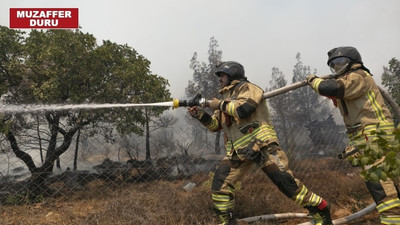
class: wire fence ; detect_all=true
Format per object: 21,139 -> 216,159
0,99 -> 377,223
1,105 -> 348,189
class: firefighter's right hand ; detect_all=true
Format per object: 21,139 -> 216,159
245,149 -> 265,165
188,106 -> 203,119
306,74 -> 318,86
241,140 -> 266,166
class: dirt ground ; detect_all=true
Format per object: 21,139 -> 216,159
0,158 -> 381,225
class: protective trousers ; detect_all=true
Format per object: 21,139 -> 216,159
347,123 -> 400,224
365,179 -> 400,224
211,144 -> 325,218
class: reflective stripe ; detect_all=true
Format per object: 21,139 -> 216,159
312,78 -> 324,94
214,201 -> 234,212
226,102 -> 237,118
226,142 -> 232,150
225,124 -> 277,152
377,198 -> 400,213
348,122 -> 395,146
207,117 -> 220,130
312,213 -> 324,225
225,141 -> 233,155
308,193 -> 322,207
228,186 -> 235,195
367,90 -> 388,123
212,194 -> 230,202
295,185 -> 308,204
362,123 -> 394,133
212,193 -> 234,212
380,215 -> 400,224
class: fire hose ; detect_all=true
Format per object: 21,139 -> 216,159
232,77 -> 398,224
172,75 -> 334,109
1,75 -> 398,224
191,75 -> 396,224
238,203 -> 377,224
1,74 -> 399,121
174,74 -> 400,124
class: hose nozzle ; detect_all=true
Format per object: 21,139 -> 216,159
172,94 -> 210,109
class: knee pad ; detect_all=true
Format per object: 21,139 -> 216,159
365,180 -> 387,203
212,163 -> 231,191
262,164 -> 298,198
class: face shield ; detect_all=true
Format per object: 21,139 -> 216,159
329,57 -> 351,75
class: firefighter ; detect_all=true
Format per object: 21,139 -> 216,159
307,46 -> 400,224
188,61 -> 332,225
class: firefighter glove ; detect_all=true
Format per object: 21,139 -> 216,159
209,98 -> 223,110
338,145 -> 360,160
306,74 -> 318,86
243,140 -> 265,165
188,106 -> 204,120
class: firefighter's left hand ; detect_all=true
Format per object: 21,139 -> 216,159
188,106 -> 203,119
306,74 -> 318,85
209,98 -> 222,110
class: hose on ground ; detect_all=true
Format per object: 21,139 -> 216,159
238,203 -> 376,224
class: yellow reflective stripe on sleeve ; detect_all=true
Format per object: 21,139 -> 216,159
377,198 -> 400,213
226,101 -> 238,117
207,117 -> 220,130
295,185 -> 308,204
367,90 -> 388,123
312,78 -> 324,94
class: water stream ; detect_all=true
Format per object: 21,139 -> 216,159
0,101 -> 175,114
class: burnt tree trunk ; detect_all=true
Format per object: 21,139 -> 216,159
6,113 -> 89,196
36,115 -> 44,163
73,128 -> 81,171
145,107 -> 151,160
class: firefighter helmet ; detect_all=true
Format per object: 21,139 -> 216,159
215,61 -> 245,81
327,47 -> 363,75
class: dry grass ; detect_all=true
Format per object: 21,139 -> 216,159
0,158 -> 380,225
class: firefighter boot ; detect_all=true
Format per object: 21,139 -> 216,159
214,208 -> 238,225
305,203 -> 333,225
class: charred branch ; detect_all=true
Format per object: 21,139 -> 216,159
6,130 -> 37,173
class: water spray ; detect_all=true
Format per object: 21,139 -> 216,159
0,92 -> 213,114
0,76 -> 330,114
1,74 -> 399,120
0,99 -> 209,115
0,101 -> 178,114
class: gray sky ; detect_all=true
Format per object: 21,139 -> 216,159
1,0 -> 400,99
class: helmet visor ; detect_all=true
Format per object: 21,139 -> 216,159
329,57 -> 351,75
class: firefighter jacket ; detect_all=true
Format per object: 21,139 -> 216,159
310,64 -> 400,225
201,80 -> 279,159
309,63 -> 394,146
